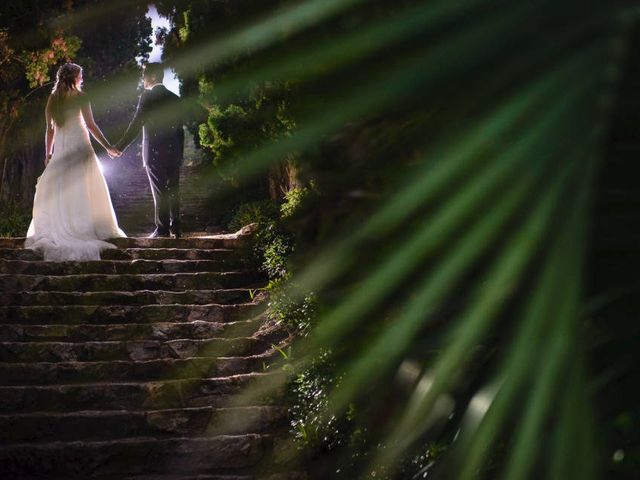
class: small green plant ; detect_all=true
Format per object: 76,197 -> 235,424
248,287 -> 267,301
272,343 -> 290,360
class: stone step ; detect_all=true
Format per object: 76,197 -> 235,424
0,303 -> 263,325
113,196 -> 153,201
0,259 -> 238,275
109,236 -> 247,250
0,272 -> 265,293
0,318 -> 261,342
0,434 -> 291,477
0,372 -> 286,412
0,235 -> 248,250
120,473 -> 306,480
113,203 -> 153,209
0,248 -> 238,261
0,337 -> 269,363
104,248 -> 238,261
0,406 -> 288,444
0,353 -> 277,385
1,289 -> 255,306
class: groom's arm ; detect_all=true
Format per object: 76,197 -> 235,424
116,92 -> 146,151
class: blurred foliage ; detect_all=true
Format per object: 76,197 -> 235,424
155,0 -> 640,478
6,0 -> 640,479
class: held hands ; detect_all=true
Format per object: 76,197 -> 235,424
106,146 -> 122,159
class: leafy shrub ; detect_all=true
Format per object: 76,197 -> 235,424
280,186 -> 310,219
289,350 -> 353,451
289,352 -> 446,480
227,199 -> 278,233
0,201 -> 31,237
266,275 -> 317,334
263,236 -> 290,279
198,82 -> 296,184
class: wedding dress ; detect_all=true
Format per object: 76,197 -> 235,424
25,106 -> 126,261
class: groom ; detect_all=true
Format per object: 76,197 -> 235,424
117,63 -> 184,238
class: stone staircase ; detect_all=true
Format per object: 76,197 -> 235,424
0,234 -> 304,479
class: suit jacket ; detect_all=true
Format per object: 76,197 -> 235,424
117,84 -> 184,167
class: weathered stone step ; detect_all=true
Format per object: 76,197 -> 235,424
0,259 -> 237,275
0,372 -> 285,412
0,317 -> 261,342
0,337 -> 269,363
0,352 -> 276,385
0,235 -> 248,250
106,248 -> 238,261
0,303 -> 263,325
0,434 -> 290,477
108,236 -> 248,250
120,474 -> 306,480
0,406 -> 288,443
1,288 -> 255,306
0,272 -> 264,293
0,248 -> 41,261
0,248 -> 238,261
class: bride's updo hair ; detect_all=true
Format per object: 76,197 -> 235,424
50,63 -> 84,126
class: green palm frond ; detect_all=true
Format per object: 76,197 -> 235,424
4,0 -> 638,477
172,1 -> 630,477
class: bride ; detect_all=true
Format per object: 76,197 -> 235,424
25,63 -> 126,261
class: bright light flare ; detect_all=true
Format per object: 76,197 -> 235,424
97,158 -> 107,175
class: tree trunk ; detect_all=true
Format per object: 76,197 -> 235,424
0,109 -> 44,209
268,154 -> 301,201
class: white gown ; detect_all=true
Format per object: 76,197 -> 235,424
25,106 -> 126,261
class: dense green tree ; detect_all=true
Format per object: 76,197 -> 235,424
0,1 -> 80,201
157,0 -> 303,199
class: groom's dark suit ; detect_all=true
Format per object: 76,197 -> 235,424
117,84 -> 184,235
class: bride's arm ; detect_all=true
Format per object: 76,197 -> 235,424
81,99 -> 120,157
44,96 -> 55,166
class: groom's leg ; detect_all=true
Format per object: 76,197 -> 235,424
167,161 -> 181,234
145,165 -> 161,228
146,162 -> 170,233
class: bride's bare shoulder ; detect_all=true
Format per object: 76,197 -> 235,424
69,91 -> 91,112
71,91 -> 89,101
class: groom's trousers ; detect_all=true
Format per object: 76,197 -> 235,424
146,159 -> 181,234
